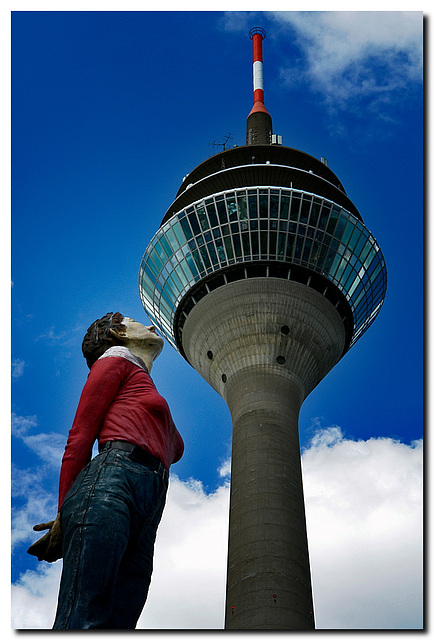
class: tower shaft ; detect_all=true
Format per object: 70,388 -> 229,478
225,370 -> 312,629
181,278 -> 346,629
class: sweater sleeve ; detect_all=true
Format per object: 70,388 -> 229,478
57,357 -> 126,510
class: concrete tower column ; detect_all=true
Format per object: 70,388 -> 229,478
181,278 -> 346,629
224,368 -> 312,629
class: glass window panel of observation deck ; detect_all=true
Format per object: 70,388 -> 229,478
156,233 -> 171,260
223,236 -> 234,260
309,241 -> 321,269
334,256 -> 348,282
158,298 -> 172,324
270,194 -> 279,218
285,234 -> 295,260
147,247 -> 164,274
198,245 -> 212,269
216,199 -> 228,224
269,231 -> 278,257
159,284 -> 175,309
171,220 -> 187,247
290,195 -> 301,221
187,210 -> 201,236
179,216 -> 193,241
366,253 -> 380,277
232,233 -> 242,258
276,233 -> 286,259
293,234 -> 304,261
145,256 -> 160,280
334,213 -> 348,241
174,261 -> 191,289
242,232 -> 251,257
359,238 -> 373,265
195,203 -> 210,231
370,262 -> 383,284
300,195 -> 312,223
166,270 -> 183,296
316,244 -> 331,271
347,274 -> 362,298
280,194 -> 290,219
190,248 -> 203,274
206,241 -> 219,267
205,199 -> 218,227
323,250 -> 335,273
184,252 -> 199,278
340,220 -> 356,246
326,206 -> 340,235
301,238 -> 313,264
226,195 -> 238,221
236,192 -> 248,219
341,264 -> 358,292
251,231 -> 259,256
327,251 -> 343,280
353,286 -> 368,310
153,239 -> 170,263
259,191 -> 269,218
165,226 -> 181,253
319,202 -> 331,228
140,272 -> 154,301
362,244 -> 378,271
345,225 -> 363,252
308,198 -> 322,227
354,232 -> 370,257
248,191 -> 258,218
215,237 -> 226,263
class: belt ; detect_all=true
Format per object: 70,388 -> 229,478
99,440 -> 168,482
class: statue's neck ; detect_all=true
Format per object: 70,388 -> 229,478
125,345 -> 155,374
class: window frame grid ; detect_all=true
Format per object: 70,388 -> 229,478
139,186 -> 386,350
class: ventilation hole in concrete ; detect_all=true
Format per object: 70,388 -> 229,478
280,325 -> 290,335
276,355 -> 286,365
207,350 -> 213,360
222,374 -> 227,383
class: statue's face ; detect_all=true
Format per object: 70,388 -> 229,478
122,317 -> 164,358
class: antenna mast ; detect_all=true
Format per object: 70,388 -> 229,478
246,27 -> 273,145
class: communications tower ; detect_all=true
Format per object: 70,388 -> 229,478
138,28 -> 387,630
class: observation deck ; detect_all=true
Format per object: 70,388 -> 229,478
139,150 -> 387,360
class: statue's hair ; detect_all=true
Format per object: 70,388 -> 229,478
82,312 -> 126,369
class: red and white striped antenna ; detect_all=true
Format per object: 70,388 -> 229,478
249,27 -> 270,117
246,27 -> 273,145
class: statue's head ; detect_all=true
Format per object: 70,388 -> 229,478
82,312 -> 163,369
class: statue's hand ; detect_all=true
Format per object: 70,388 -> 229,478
27,512 -> 63,563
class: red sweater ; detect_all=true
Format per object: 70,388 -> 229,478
58,355 -> 184,510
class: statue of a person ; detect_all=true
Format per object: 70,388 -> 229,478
27,312 -> 184,629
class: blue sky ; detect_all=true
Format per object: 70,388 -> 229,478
10,10 -> 423,630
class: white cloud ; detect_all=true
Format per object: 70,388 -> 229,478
11,414 -> 64,552
12,359 -> 26,379
11,563 -> 62,630
269,11 -> 423,110
302,427 -> 423,629
11,429 -> 422,630
11,413 -> 38,438
12,413 -> 64,469
137,476 -> 230,629
217,457 -> 231,478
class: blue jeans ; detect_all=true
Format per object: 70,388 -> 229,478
52,447 -> 168,629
